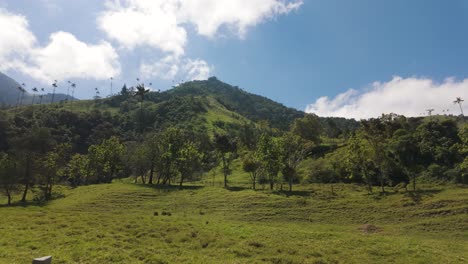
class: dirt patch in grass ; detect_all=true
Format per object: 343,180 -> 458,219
358,224 -> 382,234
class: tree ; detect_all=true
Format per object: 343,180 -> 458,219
11,127 -> 55,202
68,154 -> 90,187
345,133 -> 376,193
389,129 -> 421,191
40,143 -> 71,200
0,153 -> 19,205
214,134 -> 237,188
51,80 -> 58,103
453,97 -> 464,116
291,114 -> 322,144
31,87 -> 38,105
88,137 -> 125,183
177,142 -> 202,187
256,134 -> 282,190
242,152 -> 260,190
280,132 -> 306,192
134,84 -> 150,134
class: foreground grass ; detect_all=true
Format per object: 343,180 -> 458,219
0,182 -> 467,263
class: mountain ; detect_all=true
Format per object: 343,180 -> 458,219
156,77 -> 305,130
102,77 -> 359,136
0,72 -> 76,106
0,72 -> 22,106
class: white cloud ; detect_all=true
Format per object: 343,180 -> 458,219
0,8 -> 120,83
30,32 -> 120,81
140,56 -> 212,81
0,8 -> 37,70
140,55 -> 180,80
184,59 -> 212,81
306,76 -> 468,119
99,0 -> 302,53
178,0 -> 303,38
98,0 -> 187,56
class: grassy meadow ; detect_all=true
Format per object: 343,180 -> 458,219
0,175 -> 467,264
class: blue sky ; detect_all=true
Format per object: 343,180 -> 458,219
0,0 -> 467,118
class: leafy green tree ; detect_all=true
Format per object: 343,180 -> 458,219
68,154 -> 90,187
177,142 -> 202,187
0,153 -> 19,205
345,133 -> 376,193
291,114 -> 322,144
88,137 -> 125,183
280,132 -> 306,192
389,129 -> 421,191
214,134 -> 237,188
242,152 -> 261,190
40,143 -> 71,200
256,134 -> 282,190
12,127 -> 55,202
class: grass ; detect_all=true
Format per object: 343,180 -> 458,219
0,180 -> 467,263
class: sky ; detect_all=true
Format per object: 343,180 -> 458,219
0,0 -> 467,119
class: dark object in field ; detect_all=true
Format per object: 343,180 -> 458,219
359,224 -> 381,234
154,212 -> 158,216
161,211 -> 172,216
33,256 -> 52,264
205,221 -> 209,224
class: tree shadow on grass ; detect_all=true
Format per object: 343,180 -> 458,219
404,189 -> 442,204
135,183 -> 204,192
226,186 -> 250,192
272,190 -> 313,197
0,200 -> 48,208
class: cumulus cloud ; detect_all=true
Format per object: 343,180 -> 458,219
306,76 -> 468,119
0,8 -> 120,83
99,0 -> 302,52
98,0 -> 302,79
140,56 -> 212,81
178,0 -> 303,38
0,9 -> 37,70
98,0 -> 187,56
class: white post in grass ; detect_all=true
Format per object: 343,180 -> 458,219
33,256 -> 52,264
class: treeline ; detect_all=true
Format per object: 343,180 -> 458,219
307,115 -> 468,193
0,89 -> 467,205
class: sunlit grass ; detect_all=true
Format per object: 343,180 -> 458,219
0,180 -> 467,263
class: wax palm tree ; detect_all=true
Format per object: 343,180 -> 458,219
134,84 -> 150,134
454,97 -> 464,116
51,80 -> 58,103
110,77 -> 113,97
39,88 -> 45,105
66,81 -> 71,103
14,86 -> 22,112
31,87 -> 38,105
19,83 -> 26,107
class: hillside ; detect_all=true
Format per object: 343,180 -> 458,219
0,72 -> 22,106
0,182 -> 466,263
0,72 -> 75,106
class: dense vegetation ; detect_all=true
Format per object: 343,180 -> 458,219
0,78 -> 466,206
0,77 -> 467,263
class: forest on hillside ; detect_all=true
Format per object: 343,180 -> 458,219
0,79 -> 467,205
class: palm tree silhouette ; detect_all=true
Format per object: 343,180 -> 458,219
31,87 -> 38,105
66,81 -> 71,103
51,80 -> 58,103
135,83 -> 150,134
14,86 -> 22,113
453,97 -> 464,116
19,83 -> 26,107
110,77 -> 113,97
